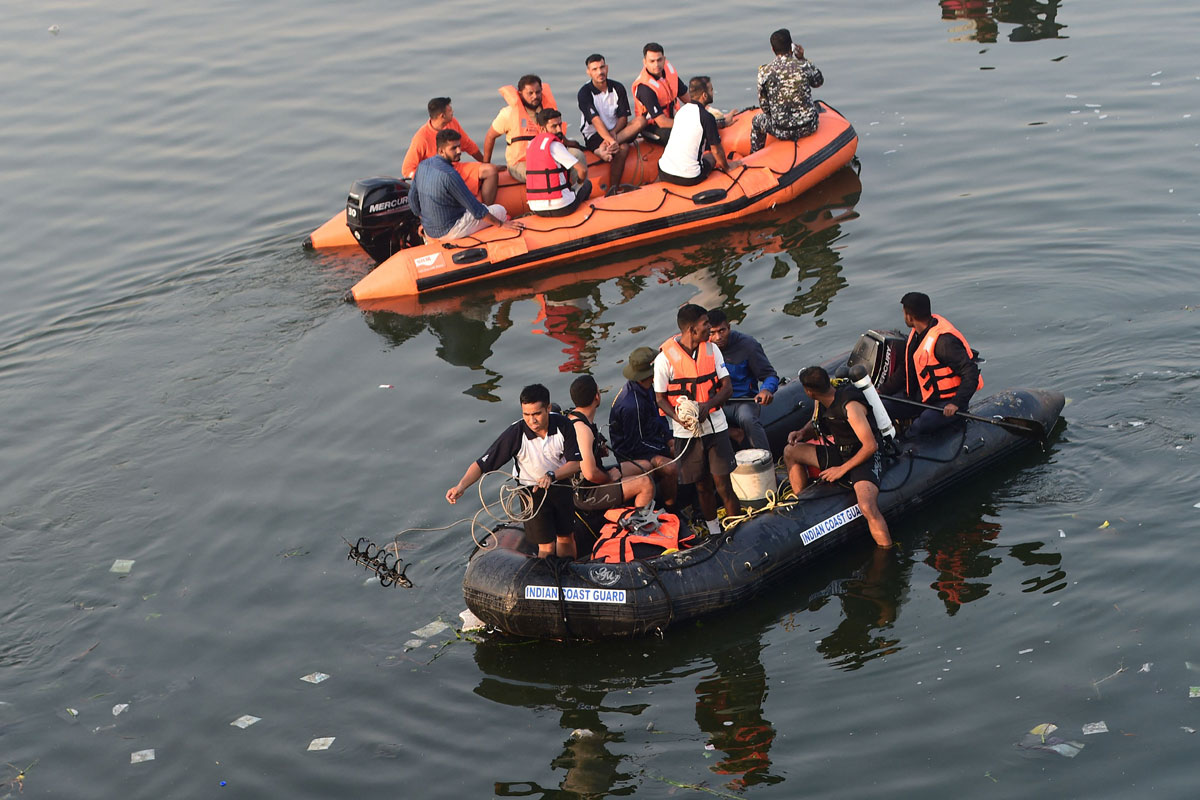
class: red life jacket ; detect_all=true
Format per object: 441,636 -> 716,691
591,507 -> 687,563
631,61 -> 682,120
497,83 -> 559,164
525,131 -> 570,201
660,336 -> 721,408
906,315 -> 984,402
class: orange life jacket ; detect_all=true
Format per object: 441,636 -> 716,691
907,315 -> 984,402
497,83 -> 559,164
525,131 -> 569,201
631,61 -> 682,120
591,507 -> 686,563
660,336 -> 721,408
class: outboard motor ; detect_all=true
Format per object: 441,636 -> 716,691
846,329 -> 906,388
346,177 -> 422,264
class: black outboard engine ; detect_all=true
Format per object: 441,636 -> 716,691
346,177 -> 423,264
846,329 -> 906,388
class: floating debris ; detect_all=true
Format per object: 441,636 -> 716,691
1190,687 -> 1200,698
300,672 -> 330,684
230,715 -> 260,729
1059,529 -> 1066,538
1151,71 -> 1163,77
130,749 -> 156,764
110,559 -> 136,574
1019,648 -> 1034,655
379,384 -> 394,389
307,737 -> 335,751
1018,723 -> 1084,758
459,608 -> 485,632
1098,521 -> 1110,529
48,24 -> 60,34
1183,726 -> 1197,734
1082,721 -> 1108,735
112,703 -> 129,716
403,639 -> 424,649
569,729 -> 596,741
1139,663 -> 1153,673
705,743 -> 716,751
411,620 -> 451,639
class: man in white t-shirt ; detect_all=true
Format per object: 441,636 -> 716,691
658,77 -> 742,186
525,108 -> 592,216
653,303 -> 742,535
578,53 -> 646,196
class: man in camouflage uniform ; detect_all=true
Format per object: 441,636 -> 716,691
750,28 -> 824,153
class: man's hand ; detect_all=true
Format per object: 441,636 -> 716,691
818,464 -> 847,482
793,43 -> 805,60
536,471 -> 554,490
787,430 -> 804,447
499,218 -> 524,231
942,403 -> 959,418
755,389 -> 774,406
446,485 -> 465,504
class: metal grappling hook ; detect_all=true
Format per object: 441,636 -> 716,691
345,537 -> 413,588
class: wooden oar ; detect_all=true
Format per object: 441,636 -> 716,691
888,396 -> 1048,442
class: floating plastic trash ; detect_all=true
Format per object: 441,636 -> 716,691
411,620 -> 451,639
230,715 -> 260,729
1139,663 -> 1152,673
300,672 -> 330,684
704,743 -> 716,751
1018,723 -> 1084,758
459,608 -> 485,632
1183,727 -> 1196,734
403,639 -> 424,649
110,559 -> 135,574
130,749 -> 155,764
1189,687 -> 1200,698
1098,521 -> 1110,529
307,737 -> 335,751
48,24 -> 60,34
112,704 -> 129,716
1082,722 -> 1108,735
1019,648 -> 1034,655
379,385 -> 393,389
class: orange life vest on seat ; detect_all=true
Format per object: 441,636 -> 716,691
591,507 -> 686,563
907,315 -> 984,402
497,83 -> 559,165
660,336 -> 721,408
631,62 -> 682,120
525,131 -> 569,201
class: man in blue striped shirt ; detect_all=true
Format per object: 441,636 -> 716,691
409,129 -> 522,240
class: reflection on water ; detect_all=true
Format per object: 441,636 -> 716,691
802,547 -> 907,672
361,167 -> 862,387
939,0 -> 1066,43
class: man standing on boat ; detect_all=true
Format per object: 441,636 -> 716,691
654,304 -> 742,536
631,43 -> 688,143
783,367 -> 893,548
706,309 -> 779,452
880,292 -> 982,438
409,129 -> 522,240
578,53 -> 645,196
609,346 -> 680,514
657,77 -> 742,186
402,97 -> 500,205
750,28 -> 824,153
446,384 -> 581,560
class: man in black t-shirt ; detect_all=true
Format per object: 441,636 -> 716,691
446,384 -> 582,559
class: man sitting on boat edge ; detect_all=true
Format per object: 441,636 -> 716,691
446,383 -> 581,559
657,76 -> 742,187
783,366 -> 893,548
567,375 -> 654,513
409,128 -> 522,241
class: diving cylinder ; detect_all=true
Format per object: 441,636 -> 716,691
848,364 -> 896,441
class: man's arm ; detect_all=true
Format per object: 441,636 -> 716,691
698,375 -> 733,421
446,461 -> 483,504
747,337 -> 779,403
482,125 -> 503,163
936,335 -> 979,415
636,84 -> 673,129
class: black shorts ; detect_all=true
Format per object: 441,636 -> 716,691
573,477 -> 624,512
584,132 -> 606,151
658,159 -> 713,187
523,484 -> 576,544
674,430 -> 735,484
814,445 -> 882,487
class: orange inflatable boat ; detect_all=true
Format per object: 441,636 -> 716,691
310,103 -> 857,303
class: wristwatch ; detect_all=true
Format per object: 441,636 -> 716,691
545,470 -> 555,481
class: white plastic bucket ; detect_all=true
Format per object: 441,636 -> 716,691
730,448 -> 774,503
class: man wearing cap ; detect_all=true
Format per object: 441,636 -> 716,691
608,346 -> 679,513
879,291 -> 982,438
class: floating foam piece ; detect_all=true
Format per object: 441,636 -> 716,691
230,715 -> 260,729
307,737 -> 335,751
411,620 -> 451,638
111,559 -> 135,574
130,749 -> 156,763
300,672 -> 330,684
1082,721 -> 1108,735
112,703 -> 129,716
459,608 -> 485,632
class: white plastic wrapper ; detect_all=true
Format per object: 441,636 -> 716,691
130,749 -> 155,763
411,620 -> 451,638
300,672 -> 330,684
1082,721 -> 1108,735
230,715 -> 261,729
307,737 -> 335,751
110,559 -> 136,574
